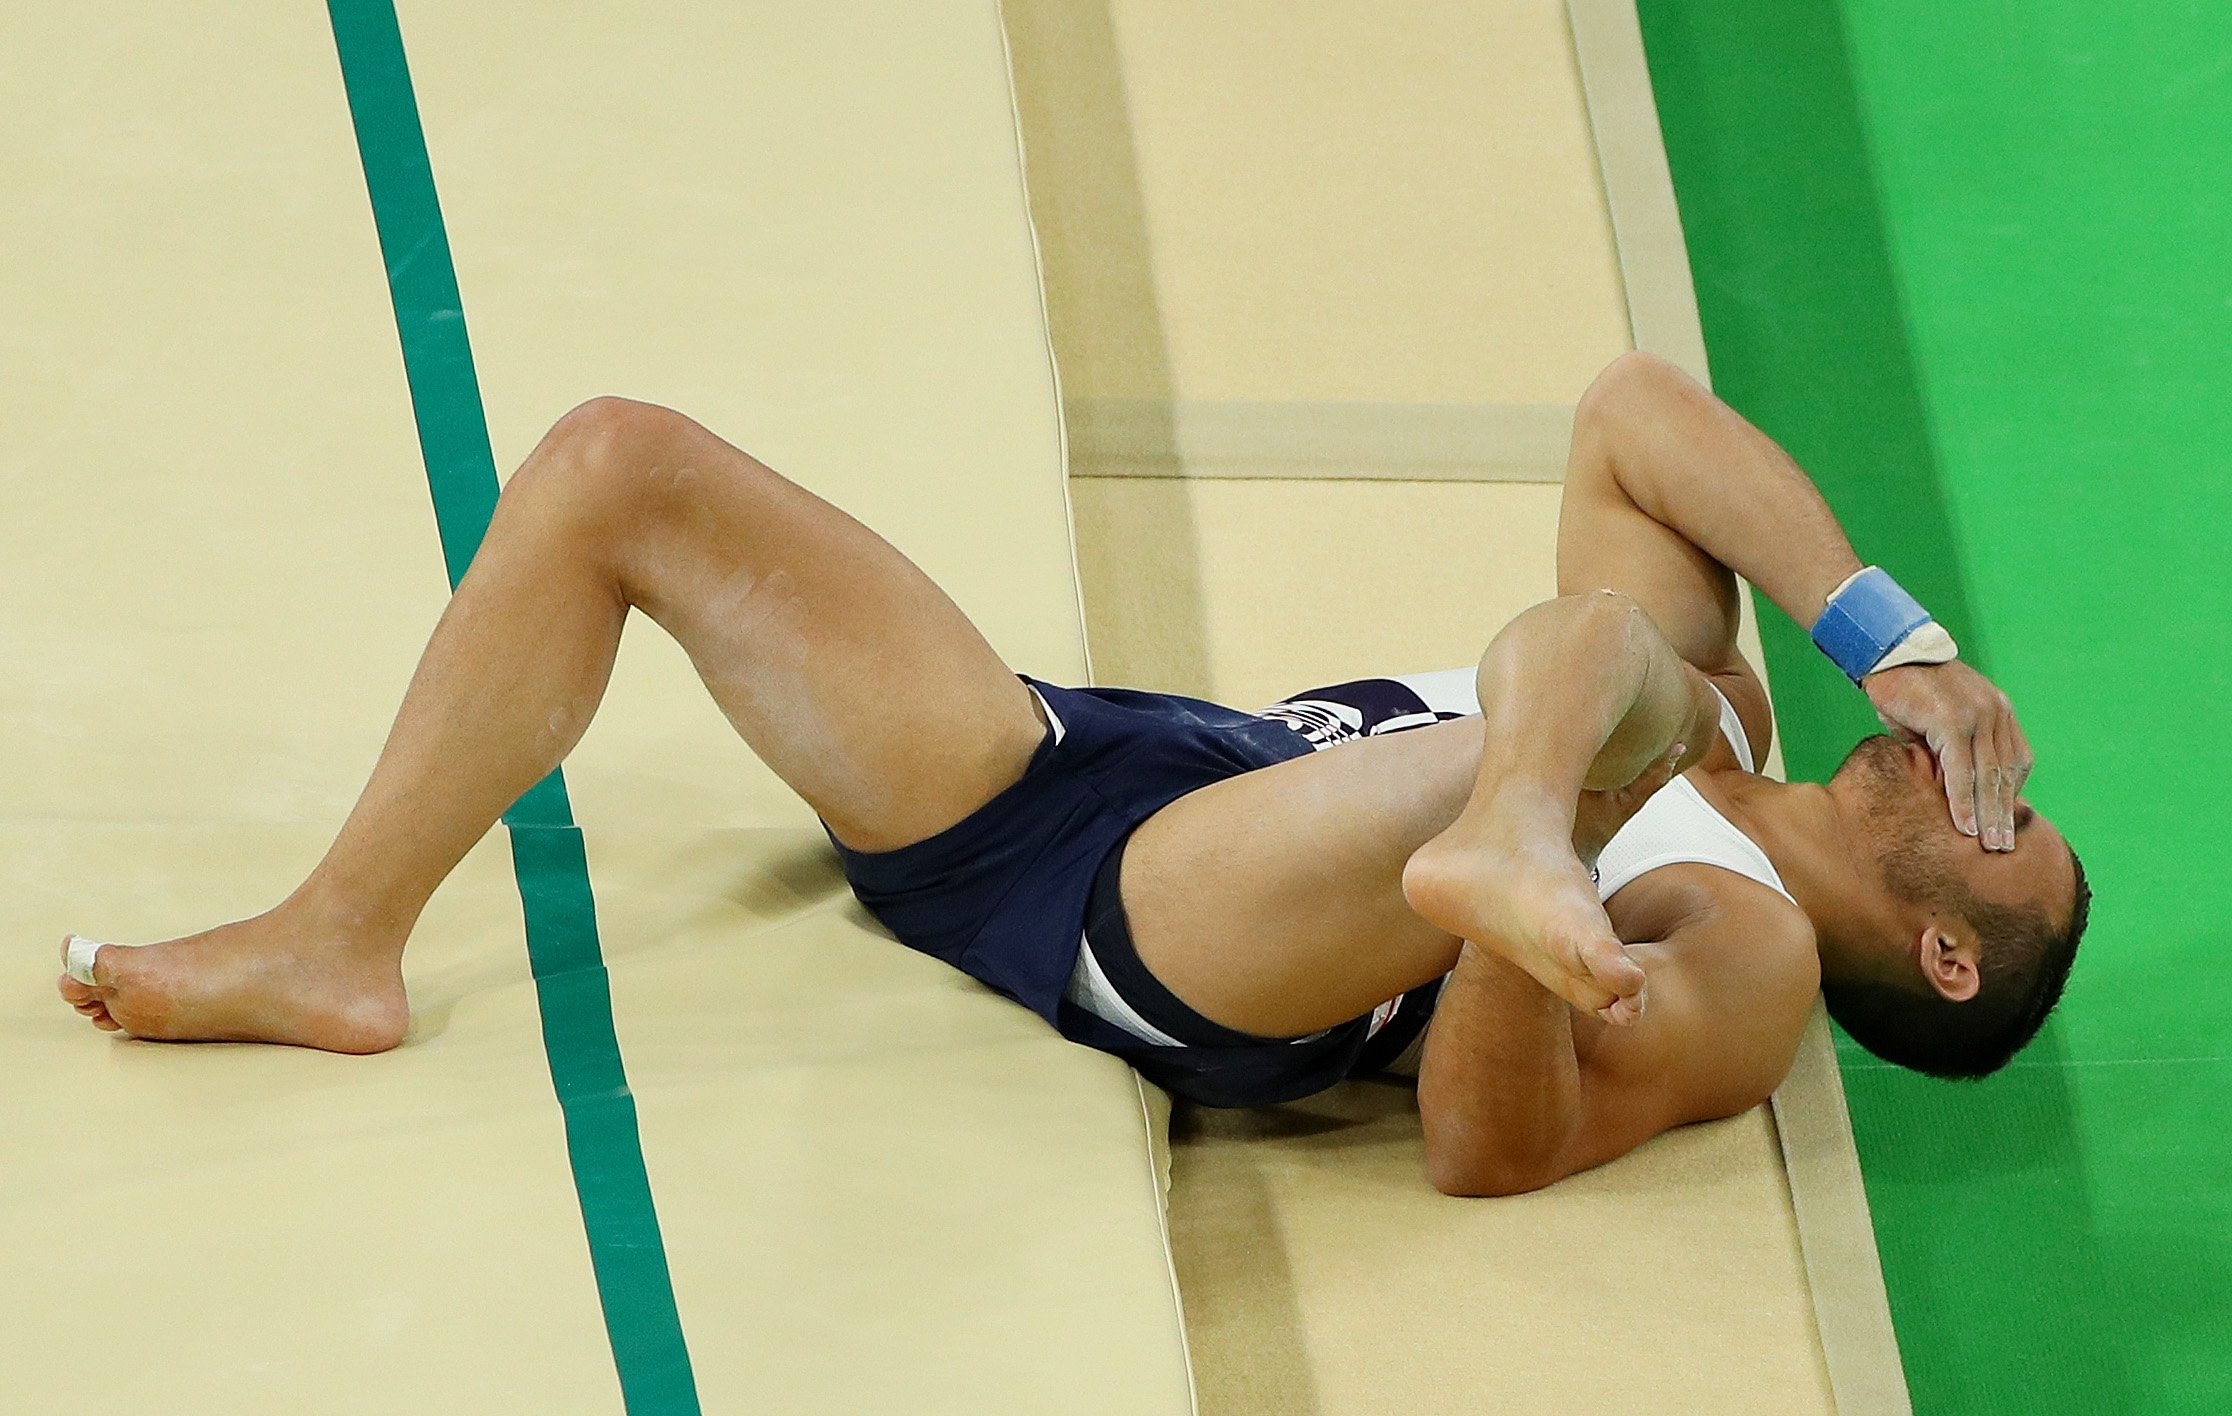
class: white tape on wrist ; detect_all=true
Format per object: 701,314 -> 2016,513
64,935 -> 105,986
1816,566 -> 1961,680
1825,566 -> 1870,601
1869,620 -> 1961,673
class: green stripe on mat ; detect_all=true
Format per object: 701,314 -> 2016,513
326,3 -> 702,1412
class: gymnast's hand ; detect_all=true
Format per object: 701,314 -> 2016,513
1862,660 -> 2033,851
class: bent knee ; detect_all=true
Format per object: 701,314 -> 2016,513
506,396 -> 712,522
1543,588 -> 1647,636
545,395 -> 691,470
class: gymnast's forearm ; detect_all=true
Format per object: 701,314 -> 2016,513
1576,352 -> 1864,628
1417,943 -> 1584,1197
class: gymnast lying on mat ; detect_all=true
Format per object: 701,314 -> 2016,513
58,350 -> 2088,1196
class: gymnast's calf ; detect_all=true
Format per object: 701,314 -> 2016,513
59,351 -> 2087,1195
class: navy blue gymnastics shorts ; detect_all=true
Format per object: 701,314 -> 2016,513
829,677 -> 1442,1108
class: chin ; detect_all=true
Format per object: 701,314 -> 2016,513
1830,734 -> 1913,794
1835,732 -> 1955,848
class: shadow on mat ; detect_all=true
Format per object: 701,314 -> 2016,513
1002,0 -> 1213,698
1168,1099 -> 1331,1416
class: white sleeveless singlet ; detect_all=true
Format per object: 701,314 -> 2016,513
1591,685 -> 1795,906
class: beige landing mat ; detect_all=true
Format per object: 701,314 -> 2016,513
2,2 -> 1190,1412
1,5 -> 616,1407
399,2 -> 1188,1407
1173,1085 -> 1828,1416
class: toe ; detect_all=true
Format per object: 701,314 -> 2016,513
1591,963 -> 1648,1026
1547,946 -> 1622,1016
68,993 -> 121,1030
1578,935 -> 1646,1005
1598,994 -> 1644,1026
58,935 -> 112,988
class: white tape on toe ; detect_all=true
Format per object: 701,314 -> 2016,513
64,936 -> 105,987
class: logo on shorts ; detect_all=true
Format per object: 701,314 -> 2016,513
1258,698 -> 1366,749
1366,996 -> 1402,1038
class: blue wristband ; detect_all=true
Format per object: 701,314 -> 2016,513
1810,567 -> 1933,683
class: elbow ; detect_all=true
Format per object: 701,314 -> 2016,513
1423,1129 -> 1564,1198
1428,1153 -> 1557,1199
1576,350 -> 1688,426
1420,1083 -> 1578,1198
1572,351 -> 1707,474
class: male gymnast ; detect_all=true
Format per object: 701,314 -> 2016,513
58,351 -> 2087,1196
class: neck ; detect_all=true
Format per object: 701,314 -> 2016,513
1714,773 -> 1897,984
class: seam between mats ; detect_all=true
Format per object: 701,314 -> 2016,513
1132,1070 -> 1201,1416
990,0 -> 1095,687
324,4 -> 701,1413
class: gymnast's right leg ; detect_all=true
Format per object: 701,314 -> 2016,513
57,397 -> 1047,1050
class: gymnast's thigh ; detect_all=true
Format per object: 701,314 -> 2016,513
1118,715 -> 1485,1038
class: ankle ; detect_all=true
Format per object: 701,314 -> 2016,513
1444,784 -> 1571,842
277,880 -> 417,957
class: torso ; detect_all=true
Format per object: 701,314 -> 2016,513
1579,724 -> 1817,1091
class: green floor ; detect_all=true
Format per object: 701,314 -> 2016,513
1639,2 -> 2232,1411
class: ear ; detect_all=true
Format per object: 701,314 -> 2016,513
1917,923 -> 1981,1002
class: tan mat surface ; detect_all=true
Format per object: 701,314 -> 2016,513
1173,1084 -> 1828,1416
0,8 -> 616,1399
1,2 -> 1191,1411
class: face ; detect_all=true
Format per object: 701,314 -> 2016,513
1830,734 -> 2076,947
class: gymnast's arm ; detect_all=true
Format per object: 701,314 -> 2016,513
1558,351 -> 2031,843
1416,881 -> 1816,1198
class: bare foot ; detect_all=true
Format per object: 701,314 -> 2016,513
55,904 -> 409,1053
1409,753 -> 1691,1030
1405,806 -> 1644,1023
1404,741 -> 1689,1024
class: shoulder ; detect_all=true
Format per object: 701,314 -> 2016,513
1585,867 -> 1818,1114
1621,865 -> 1817,1014
1608,860 -> 1812,964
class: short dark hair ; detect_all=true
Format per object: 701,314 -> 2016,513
1823,850 -> 2091,1080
